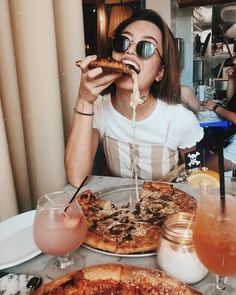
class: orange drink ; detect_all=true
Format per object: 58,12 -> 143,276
192,177 -> 236,295
193,195 -> 236,276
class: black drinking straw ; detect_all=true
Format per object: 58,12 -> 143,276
217,145 -> 225,213
64,176 -> 88,212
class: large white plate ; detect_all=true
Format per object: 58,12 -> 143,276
0,210 -> 41,270
82,244 -> 156,258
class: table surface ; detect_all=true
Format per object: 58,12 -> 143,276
198,109 -> 230,128
4,175 -> 236,292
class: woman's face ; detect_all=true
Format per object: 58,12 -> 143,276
112,20 -> 164,95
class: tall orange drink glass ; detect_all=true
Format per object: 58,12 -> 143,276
192,177 -> 236,295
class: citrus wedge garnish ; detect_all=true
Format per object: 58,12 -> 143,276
187,170 -> 220,189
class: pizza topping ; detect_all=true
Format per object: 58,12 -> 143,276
102,200 -> 115,210
89,219 -> 98,231
122,233 -> 132,241
132,226 -> 147,237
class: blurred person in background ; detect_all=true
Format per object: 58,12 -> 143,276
204,57 -> 236,172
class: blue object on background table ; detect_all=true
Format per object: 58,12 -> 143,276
200,120 -> 230,128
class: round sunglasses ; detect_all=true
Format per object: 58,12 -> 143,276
112,35 -> 163,61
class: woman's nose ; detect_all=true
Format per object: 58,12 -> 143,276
125,42 -> 137,56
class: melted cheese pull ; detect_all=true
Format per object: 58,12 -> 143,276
130,70 -> 144,109
129,69 -> 144,204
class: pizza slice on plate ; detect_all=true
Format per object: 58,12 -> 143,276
138,181 -> 197,225
31,263 -> 202,295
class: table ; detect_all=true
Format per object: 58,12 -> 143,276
4,175 -> 236,292
198,110 -> 230,128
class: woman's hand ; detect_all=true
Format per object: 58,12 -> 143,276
227,57 -> 236,78
227,66 -> 235,78
203,99 -> 217,111
77,55 -> 122,104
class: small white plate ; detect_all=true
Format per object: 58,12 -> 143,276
0,210 -> 41,270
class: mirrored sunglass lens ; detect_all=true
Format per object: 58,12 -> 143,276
137,41 -> 155,58
113,36 -> 129,52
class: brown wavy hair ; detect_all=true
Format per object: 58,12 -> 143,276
112,9 -> 181,105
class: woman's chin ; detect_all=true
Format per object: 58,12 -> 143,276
115,75 -> 134,89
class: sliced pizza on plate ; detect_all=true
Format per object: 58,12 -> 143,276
76,182 -> 197,255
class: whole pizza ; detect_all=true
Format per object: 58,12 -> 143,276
32,263 -> 202,295
77,181 -> 197,254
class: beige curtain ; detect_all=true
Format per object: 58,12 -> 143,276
0,0 -> 85,221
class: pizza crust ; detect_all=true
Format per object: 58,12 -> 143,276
85,231 -> 118,253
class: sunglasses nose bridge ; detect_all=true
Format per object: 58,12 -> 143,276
125,40 -> 137,55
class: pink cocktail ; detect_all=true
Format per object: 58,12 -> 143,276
33,191 -> 87,279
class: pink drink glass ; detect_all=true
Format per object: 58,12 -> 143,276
33,191 -> 87,279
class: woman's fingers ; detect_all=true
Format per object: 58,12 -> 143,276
77,55 -> 123,100
76,55 -> 97,73
84,73 -> 121,98
88,70 -> 121,84
79,71 -> 122,101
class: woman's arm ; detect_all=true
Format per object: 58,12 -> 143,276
226,58 -> 236,101
204,57 -> 236,124
65,98 -> 99,187
226,72 -> 235,101
65,55 -> 121,187
180,85 -> 201,113
203,100 -> 236,125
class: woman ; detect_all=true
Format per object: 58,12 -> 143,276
204,58 -> 236,172
65,9 -> 203,187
